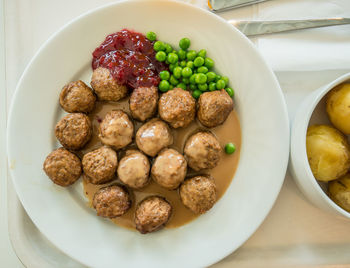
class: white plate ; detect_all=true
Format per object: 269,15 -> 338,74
7,1 -> 289,267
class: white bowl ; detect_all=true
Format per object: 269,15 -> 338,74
290,72 -> 350,219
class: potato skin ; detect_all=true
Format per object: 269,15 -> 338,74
328,173 -> 350,212
306,125 -> 350,182
326,83 -> 350,134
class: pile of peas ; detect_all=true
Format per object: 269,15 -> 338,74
146,31 -> 234,100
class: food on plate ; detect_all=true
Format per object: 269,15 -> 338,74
197,89 -> 233,128
326,83 -> 350,134
43,148 -> 82,187
117,150 -> 150,189
151,148 -> 187,190
59,80 -> 96,113
179,176 -> 217,214
55,113 -> 92,150
136,118 -> 173,157
158,87 -> 196,128
306,125 -> 350,182
184,131 -> 222,171
91,67 -> 128,101
129,86 -> 158,121
328,173 -> 350,212
135,196 -> 172,234
82,146 -> 118,184
98,110 -> 134,149
93,185 -> 131,218
225,142 -> 236,154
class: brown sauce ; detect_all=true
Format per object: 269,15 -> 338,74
82,98 -> 241,230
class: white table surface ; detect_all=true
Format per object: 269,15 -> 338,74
2,0 -> 350,267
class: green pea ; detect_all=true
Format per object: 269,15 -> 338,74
204,57 -> 214,69
182,67 -> 193,78
180,60 -> 187,68
225,87 -> 234,97
206,72 -> 216,82
178,49 -> 186,60
195,73 -> 207,84
165,44 -> 173,54
186,50 -> 197,61
182,77 -> 190,85
215,75 -> 222,82
216,80 -> 226,90
146,31 -> 157,41
198,83 -> 208,91
193,57 -> 204,67
169,75 -> 179,86
159,70 -> 170,80
155,51 -> 167,62
179,37 -> 191,50
209,82 -> 216,91
192,89 -> 202,99
173,67 -> 182,79
222,76 -> 229,86
177,83 -> 187,90
154,41 -> 165,51
189,84 -> 197,91
159,80 -> 170,92
169,84 -> 174,90
197,66 -> 208,73
186,61 -> 194,69
167,53 -> 178,64
198,49 -> 206,58
225,143 -> 236,154
169,63 -> 178,72
189,74 -> 196,84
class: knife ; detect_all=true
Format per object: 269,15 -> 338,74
229,18 -> 350,36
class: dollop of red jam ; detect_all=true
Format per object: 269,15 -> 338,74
92,29 -> 166,89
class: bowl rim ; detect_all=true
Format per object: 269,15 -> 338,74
292,71 -> 350,219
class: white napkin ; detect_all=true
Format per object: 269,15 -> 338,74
184,0 -> 350,72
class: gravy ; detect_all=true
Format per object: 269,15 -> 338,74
83,98 -> 241,230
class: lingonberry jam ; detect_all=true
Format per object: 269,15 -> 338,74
92,29 -> 166,89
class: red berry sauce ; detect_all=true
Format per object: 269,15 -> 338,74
92,29 -> 166,89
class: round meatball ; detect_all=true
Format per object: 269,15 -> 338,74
55,113 -> 92,150
59,80 -> 96,113
135,196 -> 172,234
136,119 -> 173,157
129,86 -> 158,121
197,89 -> 233,128
117,150 -> 150,189
151,148 -> 187,190
93,185 -> 131,218
158,87 -> 195,128
179,176 -> 217,214
82,146 -> 118,184
91,67 -> 128,101
43,148 -> 82,187
99,110 -> 134,149
184,132 -> 222,171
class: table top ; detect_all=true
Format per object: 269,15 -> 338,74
2,0 -> 350,267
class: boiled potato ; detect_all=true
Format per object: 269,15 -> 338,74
306,125 -> 350,182
329,173 -> 350,212
326,83 -> 350,134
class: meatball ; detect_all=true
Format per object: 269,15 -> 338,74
117,150 -> 150,189
197,89 -> 233,128
55,113 -> 92,150
184,132 -> 222,171
129,86 -> 158,121
135,196 -> 172,234
43,148 -> 82,187
59,80 -> 96,113
91,67 -> 128,101
136,119 -> 173,157
151,148 -> 187,190
82,146 -> 118,184
179,176 -> 217,214
99,110 -> 134,150
329,173 -> 350,212
158,88 -> 196,128
307,125 -> 350,182
93,185 -> 131,218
